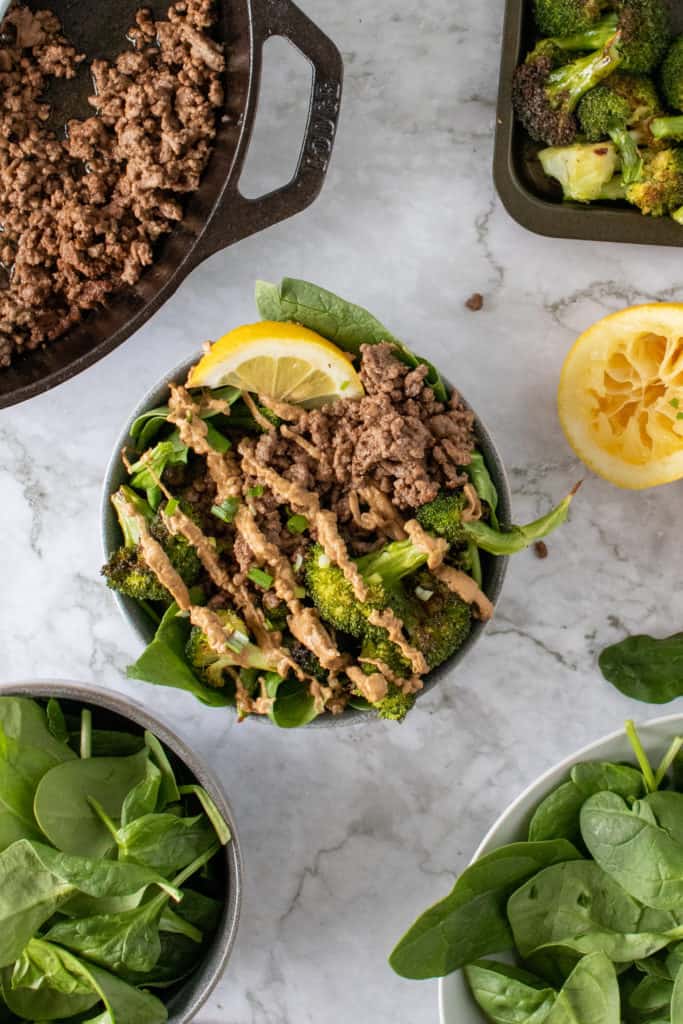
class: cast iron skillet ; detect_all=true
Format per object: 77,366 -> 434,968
494,0 -> 683,245
101,357 -> 511,728
0,0 -> 342,407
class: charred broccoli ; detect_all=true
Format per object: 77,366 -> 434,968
102,488 -> 201,602
415,486 -> 578,556
371,684 -> 416,723
531,1 -> 671,74
186,608 -> 276,688
539,140 -> 622,200
578,74 -> 660,182
512,35 -> 623,145
626,147 -> 683,214
660,36 -> 683,110
533,0 -> 613,38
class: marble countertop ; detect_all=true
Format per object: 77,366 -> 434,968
3,1 -> 683,1021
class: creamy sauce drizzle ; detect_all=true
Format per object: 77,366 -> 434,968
462,483 -> 483,523
434,565 -> 494,621
367,609 -> 428,676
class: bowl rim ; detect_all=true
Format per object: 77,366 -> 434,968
437,712 -> 683,1024
100,351 -> 512,728
0,678 -> 242,1024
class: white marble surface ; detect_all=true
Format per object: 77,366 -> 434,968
3,1 -> 683,1021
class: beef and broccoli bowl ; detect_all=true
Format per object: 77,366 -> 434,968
102,278 -> 576,727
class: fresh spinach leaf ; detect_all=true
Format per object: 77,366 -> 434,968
157,907 -> 202,943
178,785 -> 231,845
600,633 -> 683,704
121,760 -> 162,827
636,792 -> 683,846
464,959 -> 556,1023
255,278 -> 448,400
629,973 -> 674,1011
465,452 -> 500,529
17,940 -> 168,1024
72,732 -> 145,757
170,888 -> 222,934
264,676 -> 318,729
33,750 -> 149,858
389,839 -> 581,979
508,860 -> 677,963
127,603 -> 233,708
529,763 -> 644,845
581,792 -> 683,910
128,435 -> 188,511
672,963 -> 683,1024
0,839 -> 179,966
2,963 -> 99,1021
545,952 -> 619,1024
46,700 -> 68,745
143,733 -> 179,808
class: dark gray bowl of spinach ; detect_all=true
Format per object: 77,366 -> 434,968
0,680 -> 242,1024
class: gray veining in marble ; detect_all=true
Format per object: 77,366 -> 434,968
3,2 -> 683,1021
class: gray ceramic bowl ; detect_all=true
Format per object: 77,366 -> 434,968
101,355 -> 511,726
0,679 -> 242,1023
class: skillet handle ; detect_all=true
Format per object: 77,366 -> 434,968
189,0 -> 342,266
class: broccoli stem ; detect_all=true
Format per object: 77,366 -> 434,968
355,539 -> 429,589
609,126 -> 643,184
111,485 -> 154,548
672,206 -> 683,225
650,115 -> 683,141
546,37 -> 623,113
463,485 -> 580,556
544,13 -> 619,53
596,174 -> 628,200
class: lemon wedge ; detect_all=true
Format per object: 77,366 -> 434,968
188,322 -> 364,408
558,303 -> 683,489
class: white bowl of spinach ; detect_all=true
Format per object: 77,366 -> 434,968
0,680 -> 242,1024
388,714 -> 683,1023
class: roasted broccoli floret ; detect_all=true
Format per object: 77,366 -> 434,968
371,684 -> 416,723
186,608 -> 276,688
578,74 -> 659,182
416,486 -> 578,556
660,36 -> 683,110
304,539 -> 430,638
626,147 -> 683,214
539,140 -> 622,200
360,572 -> 472,676
532,2 -> 671,74
102,488 -> 201,602
284,639 -> 327,682
512,35 -> 623,145
533,0 -> 613,38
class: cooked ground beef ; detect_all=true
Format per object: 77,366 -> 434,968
0,1 -> 224,367
251,344 -> 476,534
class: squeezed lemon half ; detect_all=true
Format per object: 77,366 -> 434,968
558,303 -> 683,489
188,321 -> 364,408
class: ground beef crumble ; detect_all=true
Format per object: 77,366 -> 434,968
249,344 -> 476,550
0,1 -> 224,367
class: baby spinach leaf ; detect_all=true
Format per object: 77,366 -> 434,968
128,434 -> 188,511
18,940 -> 168,1024
465,452 -> 500,529
169,888 -> 222,934
672,963 -> 683,1024
46,700 -> 68,745
34,750 -> 149,858
581,792 -> 683,910
178,785 -> 231,845
529,763 -> 644,845
629,973 -> 674,1011
389,839 -> 581,979
0,839 -> 179,966
636,792 -> 683,846
143,733 -> 179,808
115,813 -> 217,877
121,760 -> 162,827
2,963 -> 99,1021
0,698 -> 77,769
545,952 -> 619,1024
600,633 -> 683,704
464,960 -> 556,1023
157,907 -> 202,943
127,603 -> 233,708
255,277 -> 448,401
265,677 -> 318,729
508,860 -> 677,963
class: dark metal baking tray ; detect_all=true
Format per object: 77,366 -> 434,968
0,0 -> 342,408
494,0 -> 683,245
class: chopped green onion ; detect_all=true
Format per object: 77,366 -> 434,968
211,497 -> 239,523
205,423 -> 232,454
294,586 -> 307,599
293,553 -> 304,573
247,485 -> 264,498
670,398 -> 680,409
415,586 -> 433,602
248,567 -> 274,590
340,380 -> 349,391
165,497 -> 179,516
677,413 -> 683,421
287,513 -> 309,534
318,553 -> 331,568
227,630 -> 249,654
